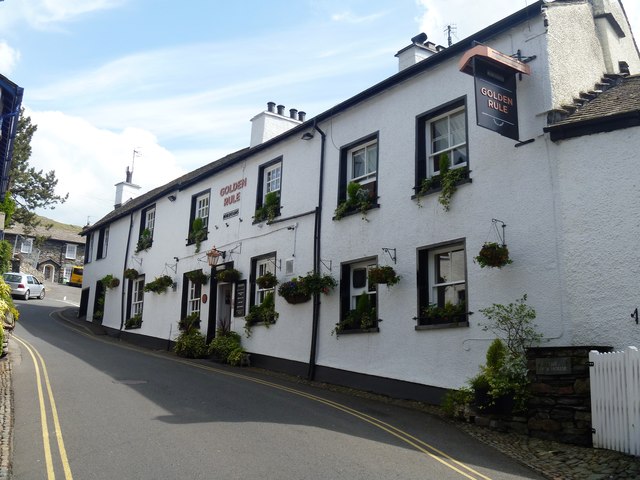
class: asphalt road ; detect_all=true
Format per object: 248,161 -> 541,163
8,283 -> 545,479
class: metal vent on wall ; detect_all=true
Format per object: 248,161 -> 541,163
285,258 -> 294,275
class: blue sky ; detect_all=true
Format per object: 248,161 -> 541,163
0,0 -> 638,226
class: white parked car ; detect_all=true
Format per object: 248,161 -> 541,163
3,272 -> 45,300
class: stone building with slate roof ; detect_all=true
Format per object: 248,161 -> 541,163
80,0 -> 640,404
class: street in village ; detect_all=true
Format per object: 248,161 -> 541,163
2,282 -> 546,479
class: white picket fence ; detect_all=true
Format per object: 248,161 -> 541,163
589,346 -> 640,456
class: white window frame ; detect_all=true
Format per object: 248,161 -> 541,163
21,238 -> 33,254
255,257 -> 276,305
132,277 -> 145,317
347,139 -> 378,185
145,207 -> 156,237
427,106 -> 467,176
195,193 -> 210,227
187,279 -> 201,316
65,244 -> 77,260
101,226 -> 110,258
86,233 -> 93,263
263,162 -> 281,199
429,243 -> 466,310
349,259 -> 377,310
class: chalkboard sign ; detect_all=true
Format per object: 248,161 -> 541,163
234,280 -> 247,317
535,357 -> 572,375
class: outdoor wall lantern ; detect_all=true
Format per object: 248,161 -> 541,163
207,247 -> 226,266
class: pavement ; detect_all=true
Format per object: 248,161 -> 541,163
1,284 -> 638,479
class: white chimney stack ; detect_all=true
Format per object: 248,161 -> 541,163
250,102 -> 302,147
114,166 -> 141,209
395,33 -> 444,72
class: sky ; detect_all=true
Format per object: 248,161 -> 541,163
0,0 -> 638,227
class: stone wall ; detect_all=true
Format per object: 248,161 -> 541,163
526,346 -> 613,446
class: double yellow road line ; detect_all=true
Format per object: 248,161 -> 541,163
14,336 -> 73,480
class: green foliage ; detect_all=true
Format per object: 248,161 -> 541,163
244,291 -> 279,336
475,242 -> 512,268
185,269 -> 209,285
178,312 -> 201,333
0,241 -> 12,274
227,347 -> 247,366
135,228 -> 153,253
100,274 -> 120,289
333,292 -> 377,335
216,268 -> 241,283
123,268 -> 139,280
277,272 -> 337,303
334,182 -> 373,220
125,314 -> 143,329
416,154 -> 466,211
8,109 -> 68,230
0,194 -> 15,227
442,387 -> 474,418
367,266 -> 400,287
255,271 -> 278,289
421,301 -> 466,324
189,217 -> 207,253
174,330 -> 208,358
254,191 -> 281,223
208,330 -> 242,362
143,275 -> 174,294
469,295 -> 543,412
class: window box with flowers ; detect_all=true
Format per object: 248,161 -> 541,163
253,191 -> 281,224
334,182 -> 374,220
244,291 -> 279,336
125,314 -> 143,330
135,228 -> 153,253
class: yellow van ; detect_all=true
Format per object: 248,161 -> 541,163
69,266 -> 83,287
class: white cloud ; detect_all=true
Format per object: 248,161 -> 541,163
331,10 -> 388,24
27,109 -> 184,226
0,42 -> 20,75
25,0 -> 126,29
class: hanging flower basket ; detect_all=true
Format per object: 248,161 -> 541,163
185,270 -> 210,285
367,266 -> 400,286
100,274 -> 120,289
475,242 -> 513,268
143,275 -> 174,294
277,272 -> 336,304
124,268 -> 139,280
216,268 -> 241,283
256,272 -> 278,289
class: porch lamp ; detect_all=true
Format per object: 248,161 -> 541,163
206,247 -> 226,266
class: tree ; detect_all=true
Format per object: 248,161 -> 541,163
2,109 -> 68,231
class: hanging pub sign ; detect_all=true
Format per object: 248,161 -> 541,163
459,45 -> 531,141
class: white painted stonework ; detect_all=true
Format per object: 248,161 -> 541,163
81,0 -> 640,397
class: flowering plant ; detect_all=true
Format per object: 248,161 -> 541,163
277,272 -> 337,304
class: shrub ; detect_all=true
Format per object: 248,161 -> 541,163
178,312 -> 201,333
209,331 -> 242,362
0,241 -> 11,274
227,347 -> 247,366
174,330 -> 208,358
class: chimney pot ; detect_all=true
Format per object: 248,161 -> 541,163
277,104 -> 285,116
289,108 -> 298,119
267,102 -> 276,113
298,111 -> 306,122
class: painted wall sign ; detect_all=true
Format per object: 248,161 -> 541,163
220,178 -> 247,208
474,58 -> 519,140
233,280 -> 247,317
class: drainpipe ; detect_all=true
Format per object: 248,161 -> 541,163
308,123 -> 326,381
119,212 -> 135,336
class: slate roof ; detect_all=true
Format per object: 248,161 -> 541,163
545,74 -> 640,140
5,222 -> 84,244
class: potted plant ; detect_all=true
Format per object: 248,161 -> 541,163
253,191 -> 281,223
188,217 -> 208,253
256,271 -> 278,289
475,242 -> 512,268
123,268 -> 139,280
135,228 -> 153,253
334,182 -> 373,220
216,268 -> 241,283
244,291 -> 279,336
100,274 -> 120,289
143,275 -> 174,294
125,314 -> 143,329
420,301 -> 466,325
367,266 -> 400,286
185,269 -> 210,285
332,292 -> 377,335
